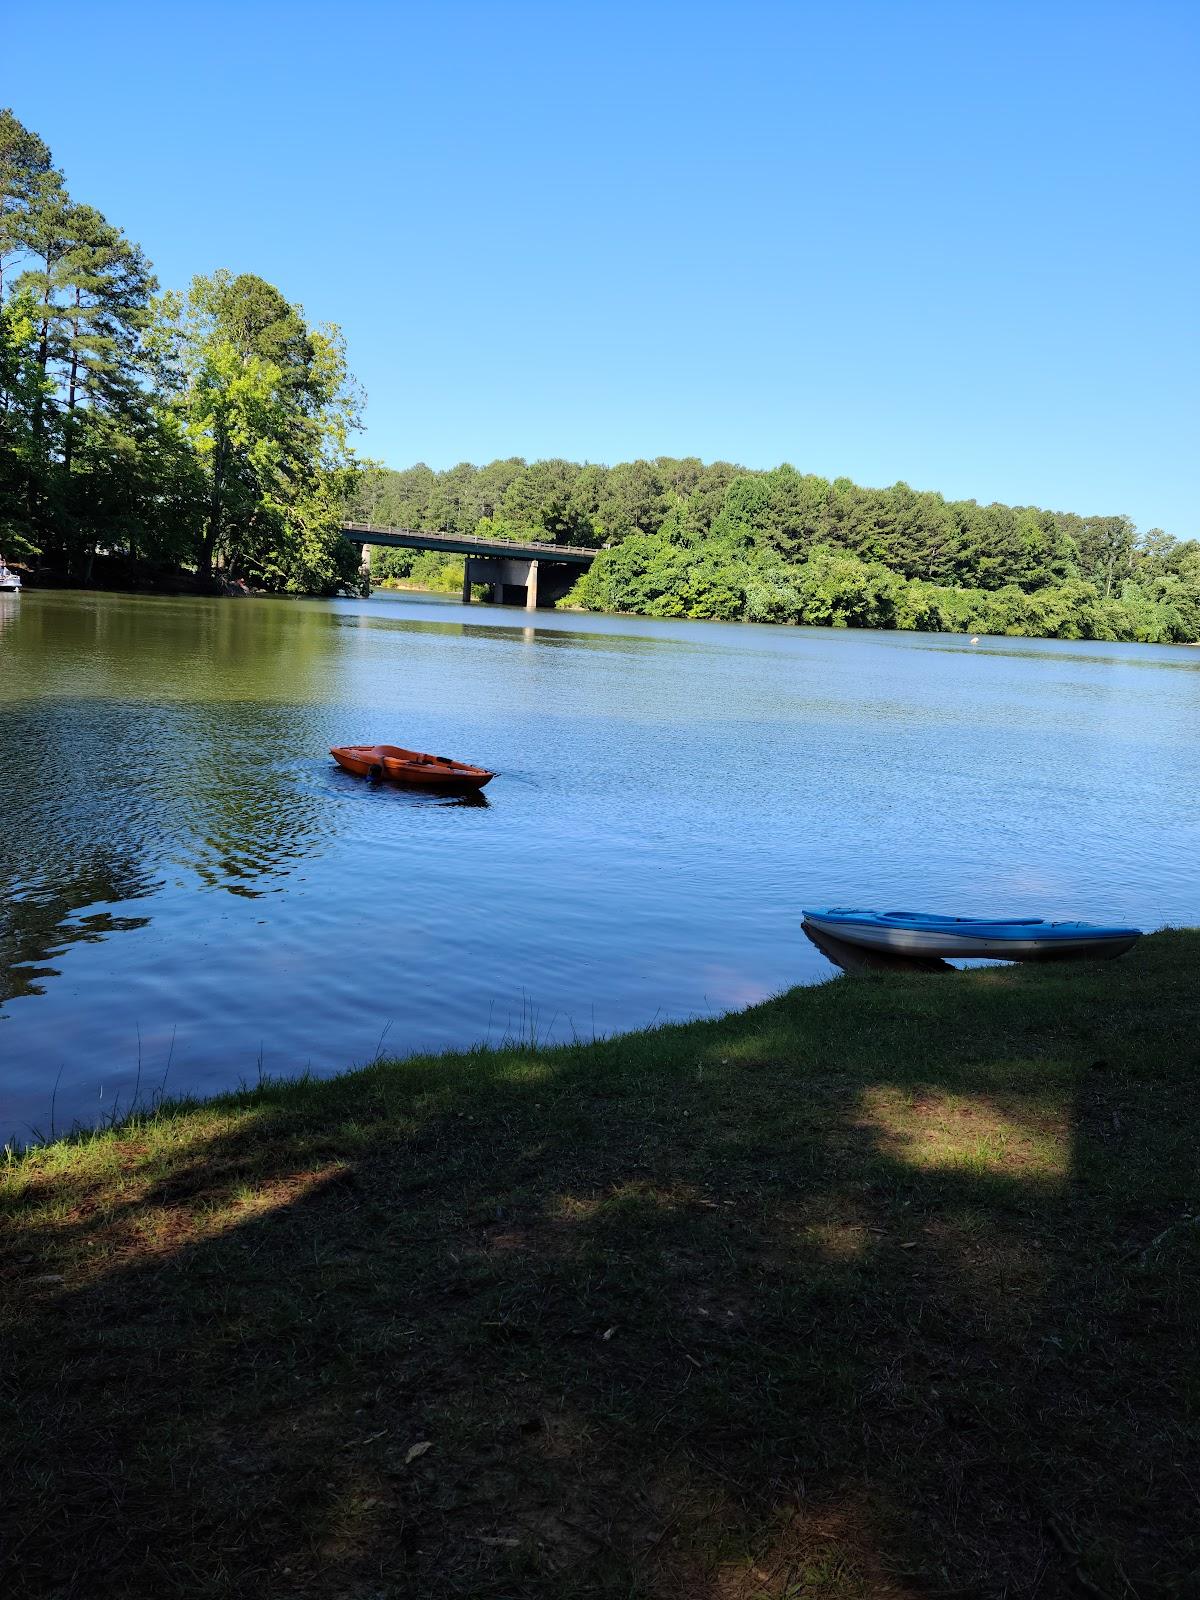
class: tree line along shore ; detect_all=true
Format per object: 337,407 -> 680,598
357,458 -> 1200,643
4,100 -> 1198,643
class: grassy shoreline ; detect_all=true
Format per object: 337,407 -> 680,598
3,934 -> 1198,1598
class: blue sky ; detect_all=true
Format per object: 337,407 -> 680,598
5,0 -> 1198,534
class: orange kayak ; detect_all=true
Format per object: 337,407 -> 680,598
330,744 -> 495,790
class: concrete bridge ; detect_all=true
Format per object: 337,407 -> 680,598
340,523 -> 598,609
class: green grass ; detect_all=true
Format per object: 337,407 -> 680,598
2,933 -> 1199,1599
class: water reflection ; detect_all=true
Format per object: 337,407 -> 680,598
919,636 -> 1200,673
182,711 -> 336,897
356,602 -> 705,657
1,852 -> 156,1003
801,922 -> 955,975
328,770 -> 491,808
0,598 -> 348,1037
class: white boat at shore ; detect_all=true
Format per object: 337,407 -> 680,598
0,558 -> 21,592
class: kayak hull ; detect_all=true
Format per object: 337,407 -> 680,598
802,920 -> 956,974
331,744 -> 495,791
802,908 -> 1142,961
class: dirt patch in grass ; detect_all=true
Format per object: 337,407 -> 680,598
2,931 -> 1198,1598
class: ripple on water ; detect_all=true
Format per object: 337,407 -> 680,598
3,588 -> 1199,1138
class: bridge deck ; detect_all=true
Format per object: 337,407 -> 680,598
341,523 -> 598,565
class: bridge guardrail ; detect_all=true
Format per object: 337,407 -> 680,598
341,523 -> 599,560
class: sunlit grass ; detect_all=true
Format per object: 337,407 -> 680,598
855,1085 -> 1071,1183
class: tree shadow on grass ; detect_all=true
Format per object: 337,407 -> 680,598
2,939 -> 1198,1598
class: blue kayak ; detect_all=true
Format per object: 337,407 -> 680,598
801,908 -> 1143,960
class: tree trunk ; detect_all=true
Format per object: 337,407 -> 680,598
25,311 -> 53,543
26,245 -> 56,539
199,431 -> 226,584
63,288 -> 81,481
29,317 -> 50,443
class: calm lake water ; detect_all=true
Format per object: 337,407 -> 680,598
2,587 -> 1198,1139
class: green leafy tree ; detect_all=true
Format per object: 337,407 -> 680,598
0,292 -> 49,556
2,113 -> 157,566
472,457 -> 525,521
501,458 -> 590,543
1074,514 -> 1137,597
29,203 -> 157,491
591,458 -> 668,541
150,271 -> 363,592
0,108 -> 53,299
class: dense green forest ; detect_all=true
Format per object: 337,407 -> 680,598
353,459 -> 1200,642
0,109 -> 363,594
4,101 -> 1196,639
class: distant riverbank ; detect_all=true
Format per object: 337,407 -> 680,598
11,562 -> 366,601
359,457 -> 1200,646
372,576 -> 459,594
4,931 -> 1196,1596
14,559 -> 1200,648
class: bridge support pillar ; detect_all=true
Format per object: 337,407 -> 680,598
344,542 -> 582,609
